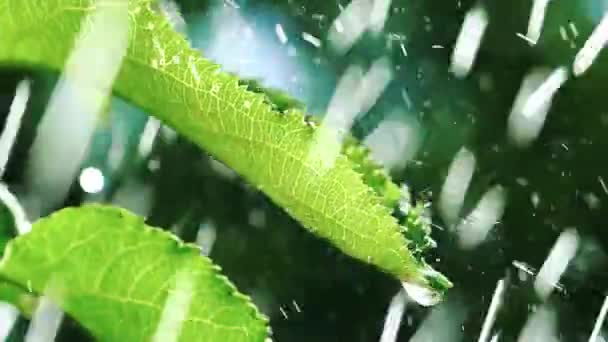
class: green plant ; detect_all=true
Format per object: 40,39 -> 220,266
0,0 -> 451,340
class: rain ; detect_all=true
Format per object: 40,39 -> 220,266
0,0 -> 607,340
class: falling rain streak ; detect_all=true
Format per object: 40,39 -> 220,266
526,0 -> 551,45
0,0 -> 606,340
380,288 -> 408,342
439,147 -> 476,225
574,13 -> 608,76
507,67 -> 566,147
152,271 -> 195,342
534,229 -> 579,300
24,1 -> 129,218
328,0 -> 374,54
450,6 -> 488,78
456,185 -> 506,250
478,279 -> 506,342
24,296 -> 64,342
369,0 -> 393,33
589,296 -> 608,342
307,57 -> 392,170
517,305 -> 558,342
0,79 -> 30,176
0,303 -> 18,341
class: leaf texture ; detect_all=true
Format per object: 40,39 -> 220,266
0,0 -> 450,293
0,205 -> 268,341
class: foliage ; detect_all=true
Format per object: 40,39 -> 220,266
0,205 -> 268,341
0,0 -> 453,339
0,0 -> 449,287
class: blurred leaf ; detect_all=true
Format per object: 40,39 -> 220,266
0,205 -> 268,341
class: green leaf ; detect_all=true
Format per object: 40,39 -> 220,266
237,82 -> 401,208
341,135 -> 402,208
0,0 -> 450,295
0,205 -> 268,341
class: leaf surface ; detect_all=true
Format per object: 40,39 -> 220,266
0,0 -> 450,293
0,205 -> 268,341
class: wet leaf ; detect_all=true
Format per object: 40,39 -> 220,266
0,205 -> 268,341
0,0 -> 450,295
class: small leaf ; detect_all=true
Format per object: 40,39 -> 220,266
0,205 -> 268,341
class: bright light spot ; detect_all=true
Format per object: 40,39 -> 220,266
450,6 -> 489,78
574,13 -> 608,76
79,167 -> 105,194
439,147 -> 476,225
534,229 -> 579,300
380,288 -> 409,342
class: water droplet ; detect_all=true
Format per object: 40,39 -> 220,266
79,167 -> 104,194
402,282 -> 442,307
